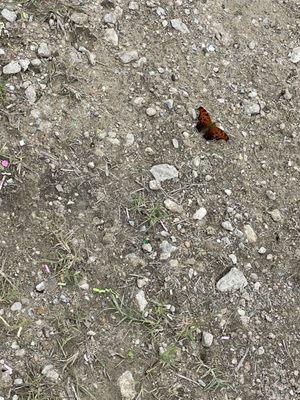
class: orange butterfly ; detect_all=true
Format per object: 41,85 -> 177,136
196,106 -> 229,141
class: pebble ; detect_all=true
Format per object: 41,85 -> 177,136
38,43 -> 51,58
243,100 -> 260,115
119,50 -> 139,63
248,41 -> 256,50
135,290 -> 148,312
258,246 -> 266,254
283,88 -> 292,100
25,85 -> 37,104
160,240 -> 177,260
137,277 -> 149,288
35,281 -> 45,292
104,28 -> 119,46
149,179 -> 161,190
11,302 -> 22,311
18,58 -> 30,71
3,61 -> 21,74
244,224 -> 257,243
42,365 -> 59,382
103,12 -> 117,25
266,190 -> 276,200
125,133 -> 135,146
165,99 -> 174,109
290,46 -> 300,64
172,138 -> 179,148
221,221 -> 234,231
229,254 -> 237,264
1,8 -> 17,22
193,207 -> 207,221
31,58 -> 42,68
14,378 -> 23,386
150,164 -> 178,182
202,331 -> 214,348
125,253 -> 146,267
129,1 -> 139,10
118,370 -> 136,400
164,199 -> 183,214
269,209 -> 283,223
142,242 -> 152,253
146,107 -> 156,116
70,12 -> 88,25
170,18 -> 189,34
216,268 -> 248,292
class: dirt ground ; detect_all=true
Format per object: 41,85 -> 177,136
0,0 -> 299,399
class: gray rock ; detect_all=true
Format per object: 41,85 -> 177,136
103,12 -> 117,25
165,99 -> 174,109
1,8 -> 17,22
216,268 -> 248,292
243,100 -> 260,115
135,290 -> 148,312
269,209 -> 283,223
142,242 -> 152,253
31,58 -> 42,68
125,253 -> 146,267
119,50 -> 139,63
18,58 -> 30,71
150,164 -> 178,182
171,18 -> 189,34
221,221 -> 234,231
25,85 -> 37,104
0,48 -> 5,55
70,12 -> 88,25
248,41 -> 256,50
129,1 -> 139,10
290,46 -> 300,64
118,370 -> 136,400
266,190 -> 276,200
125,133 -> 135,146
193,207 -> 207,221
11,302 -> 22,311
160,240 -> 177,260
244,224 -> 257,243
42,365 -> 59,382
3,61 -> 21,74
38,43 -> 51,58
149,179 -> 161,190
164,199 -> 183,214
104,28 -> 119,46
202,331 -> 214,348
146,107 -> 156,116
137,277 -> 149,288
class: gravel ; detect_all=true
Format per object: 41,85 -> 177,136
135,290 -> 148,312
104,28 -> 119,46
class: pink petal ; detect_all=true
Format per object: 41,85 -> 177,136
1,160 -> 9,168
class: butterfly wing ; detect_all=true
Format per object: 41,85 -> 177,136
204,126 -> 229,141
196,106 -> 213,131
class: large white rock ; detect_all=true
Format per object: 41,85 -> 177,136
216,268 -> 248,292
170,18 -> 189,34
150,164 -> 178,182
118,371 -> 136,400
3,61 -> 21,74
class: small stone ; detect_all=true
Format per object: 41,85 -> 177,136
266,190 -> 276,200
25,85 -> 37,104
290,46 -> 300,64
248,41 -> 256,50
165,99 -> 174,109
125,253 -> 146,267
18,59 -> 30,71
14,378 -> 23,386
221,221 -> 234,231
104,28 -> 119,46
149,179 -> 161,190
216,268 -> 248,292
103,12 -> 117,25
55,184 -> 64,193
164,199 -> 183,214
150,164 -> 178,182
258,247 -> 266,254
38,43 -> 51,58
171,18 -> 189,34
142,242 -> 152,253
0,48 -> 5,55
31,58 -> 42,68
16,349 -> 25,357
269,209 -> 283,223
88,161 -> 95,169
160,240 -> 177,260
229,254 -> 237,264
283,88 -> 292,100
146,107 -> 156,116
42,365 -> 59,382
244,224 -> 257,243
243,100 -> 260,115
129,1 -> 139,10
1,8 -> 17,22
137,277 -> 149,288
135,290 -> 148,312
3,61 -> 21,75
202,331 -> 214,348
70,12 -> 88,25
11,302 -> 22,311
193,207 -> 207,221
118,370 -> 136,400
125,133 -> 135,146
119,50 -> 138,63
257,346 -> 265,355
35,282 -> 45,292
172,138 -> 179,148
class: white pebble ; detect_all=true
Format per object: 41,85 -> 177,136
193,207 -> 207,221
221,221 -> 234,231
146,107 -> 156,116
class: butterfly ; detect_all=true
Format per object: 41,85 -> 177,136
196,106 -> 229,141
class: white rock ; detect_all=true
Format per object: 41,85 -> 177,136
150,164 -> 178,182
135,290 -> 148,312
193,207 -> 207,221
266,190 -> 276,200
243,100 -> 260,115
137,277 -> 149,288
42,365 -> 59,382
25,85 -> 37,104
290,46 -> 300,64
104,28 -> 119,46
0,48 -> 5,55
129,1 -> 139,10
103,12 -> 117,25
149,179 -> 161,190
35,282 -> 45,292
142,242 -> 152,253
146,107 -> 156,116
269,209 -> 283,223
229,254 -> 237,264
18,59 -> 30,71
202,331 -> 214,348
3,61 -> 21,74
172,138 -> 179,148
248,41 -> 256,50
125,133 -> 135,146
70,12 -> 88,25
258,246 -> 266,254
170,18 -> 189,34
244,224 -> 257,243
119,50 -> 138,63
164,199 -> 183,213
1,8 -> 17,22
165,99 -> 174,109
221,221 -> 234,231
216,268 -> 248,292
11,302 -> 22,311
38,43 -> 51,58
160,240 -> 177,260
118,371 -> 136,400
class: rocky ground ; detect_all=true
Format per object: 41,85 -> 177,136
0,0 -> 299,399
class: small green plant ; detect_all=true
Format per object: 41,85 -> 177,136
178,323 -> 200,342
130,195 -> 169,228
0,272 -> 19,305
160,345 -> 178,366
196,361 -> 228,391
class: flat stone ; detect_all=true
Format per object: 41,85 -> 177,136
216,268 -> 248,292
135,290 -> 148,312
38,43 -> 51,58
164,199 -> 183,213
202,331 -> 214,348
11,302 -> 22,311
170,18 -> 189,34
104,28 -> 119,46
193,207 -> 207,221
119,50 -> 139,63
243,100 -> 260,115
150,164 -> 178,182
149,180 -> 161,190
118,370 -> 136,400
244,224 -> 257,243
70,12 -> 88,25
290,46 -> 300,63
3,61 -> 21,74
1,8 -> 17,22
